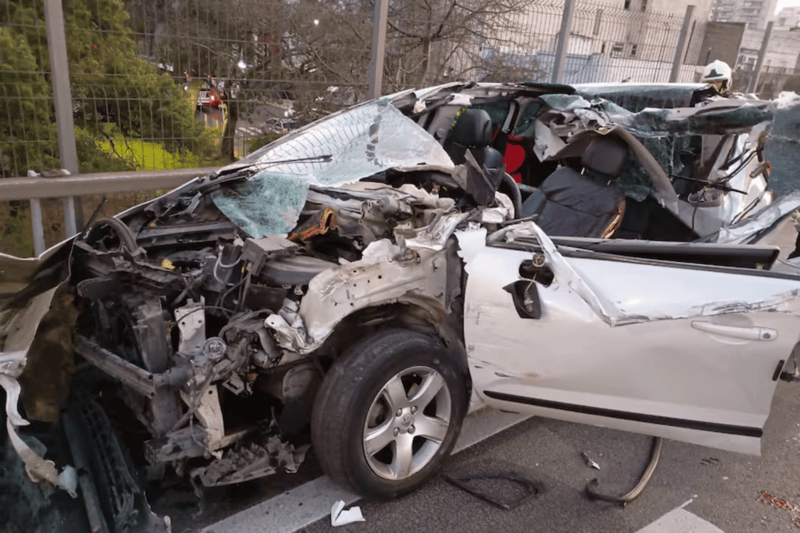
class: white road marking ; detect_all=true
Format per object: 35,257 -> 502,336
636,508 -> 725,533
200,409 -> 530,533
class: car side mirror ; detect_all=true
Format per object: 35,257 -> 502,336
503,280 -> 542,320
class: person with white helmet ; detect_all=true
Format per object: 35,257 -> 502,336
702,60 -> 732,95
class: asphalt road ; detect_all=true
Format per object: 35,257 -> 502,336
294,380 -> 800,533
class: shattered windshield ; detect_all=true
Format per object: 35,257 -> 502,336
211,101 -> 454,238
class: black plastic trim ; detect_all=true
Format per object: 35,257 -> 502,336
483,390 -> 762,438
491,238 -> 800,281
773,360 -> 786,382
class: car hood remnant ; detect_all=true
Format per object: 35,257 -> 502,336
3,82 -> 800,512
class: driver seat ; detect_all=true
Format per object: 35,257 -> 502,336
445,109 -> 505,204
521,135 -> 628,238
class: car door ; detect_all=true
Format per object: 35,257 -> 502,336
459,227 -> 800,454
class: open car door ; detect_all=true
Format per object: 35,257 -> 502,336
459,225 -> 800,454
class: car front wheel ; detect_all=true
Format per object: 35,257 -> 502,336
311,328 -> 468,498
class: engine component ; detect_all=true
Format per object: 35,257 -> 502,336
243,283 -> 286,313
190,435 -> 310,487
135,221 -> 237,249
203,337 -> 227,361
175,300 -> 207,354
260,255 -> 337,286
75,336 -> 193,399
242,235 -> 299,275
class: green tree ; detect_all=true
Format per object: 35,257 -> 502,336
0,0 -> 219,178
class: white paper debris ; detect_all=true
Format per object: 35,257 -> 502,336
331,500 -> 365,526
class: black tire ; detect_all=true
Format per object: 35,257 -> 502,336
311,328 -> 468,498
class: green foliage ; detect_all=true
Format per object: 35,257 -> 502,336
0,21 -> 59,177
0,0 -> 219,178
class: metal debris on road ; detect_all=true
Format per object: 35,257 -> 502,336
444,471 -> 543,511
581,452 -> 601,470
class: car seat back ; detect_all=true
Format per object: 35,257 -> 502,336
521,135 -> 628,238
446,109 -> 506,205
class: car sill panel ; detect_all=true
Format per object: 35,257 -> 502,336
483,391 -> 763,438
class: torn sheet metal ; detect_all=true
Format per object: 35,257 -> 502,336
269,210 -> 466,356
712,190 -> 800,244
211,101 -> 455,238
542,93 -> 773,137
0,285 -> 79,493
192,436 -> 310,486
533,119 -> 566,161
404,212 -> 472,250
1,243 -> 82,494
276,245 -> 450,355
5,418 -> 77,497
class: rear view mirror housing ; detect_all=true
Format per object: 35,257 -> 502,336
504,280 -> 542,320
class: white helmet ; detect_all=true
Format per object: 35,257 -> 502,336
702,60 -> 732,94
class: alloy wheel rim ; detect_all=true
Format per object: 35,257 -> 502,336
362,365 -> 452,481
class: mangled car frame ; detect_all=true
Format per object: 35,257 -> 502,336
3,82 -> 800,512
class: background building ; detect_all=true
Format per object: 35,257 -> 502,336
711,0 -> 779,30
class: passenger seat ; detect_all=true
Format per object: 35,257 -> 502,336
521,135 -> 628,238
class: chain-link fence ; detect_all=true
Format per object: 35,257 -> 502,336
1,1 -> 59,178
475,0 -> 705,85
1,0 -> 713,185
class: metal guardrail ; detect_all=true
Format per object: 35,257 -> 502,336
0,168 -> 212,201
1,168 -> 215,256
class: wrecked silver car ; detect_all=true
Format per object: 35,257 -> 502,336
3,83 -> 800,523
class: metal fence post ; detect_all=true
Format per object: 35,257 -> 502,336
368,0 -> 389,100
748,21 -> 774,94
44,0 -> 82,240
669,5 -> 695,83
552,0 -> 576,84
29,198 -> 46,256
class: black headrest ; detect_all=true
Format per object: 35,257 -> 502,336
450,109 -> 493,148
581,135 -> 629,177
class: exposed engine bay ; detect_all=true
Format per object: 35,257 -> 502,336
70,175 -> 478,490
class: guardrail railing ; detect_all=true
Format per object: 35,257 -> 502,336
1,168 -> 215,256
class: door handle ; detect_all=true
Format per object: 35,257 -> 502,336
691,321 -> 777,341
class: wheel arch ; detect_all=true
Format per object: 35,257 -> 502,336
309,299 -> 471,396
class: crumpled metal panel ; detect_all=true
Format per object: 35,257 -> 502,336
712,190 -> 800,244
541,93 -> 773,137
538,94 -> 774,203
576,84 -> 701,112
212,101 -> 454,238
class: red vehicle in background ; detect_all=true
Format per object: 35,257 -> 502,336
197,84 -> 223,110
